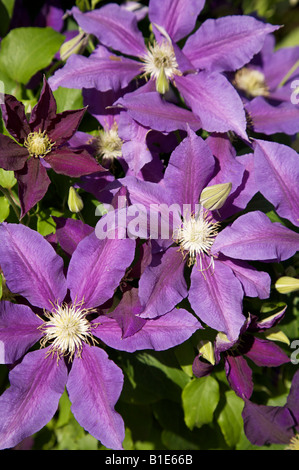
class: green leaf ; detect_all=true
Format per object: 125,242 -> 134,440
182,376 -> 220,430
0,168 -> 16,189
217,390 -> 244,448
0,27 -> 65,84
53,87 -> 83,114
0,195 -> 10,222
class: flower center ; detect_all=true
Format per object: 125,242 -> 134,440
24,130 -> 55,158
234,67 -> 269,97
94,122 -> 123,167
174,209 -> 220,269
142,40 -> 181,93
39,301 -> 97,361
286,434 -> 299,450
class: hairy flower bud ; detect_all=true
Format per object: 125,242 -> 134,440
200,182 -> 232,211
275,276 -> 299,294
68,186 -> 84,213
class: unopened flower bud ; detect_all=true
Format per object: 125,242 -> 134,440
198,340 -> 215,365
264,326 -> 290,345
68,187 -> 84,213
156,67 -> 169,95
200,182 -> 232,211
59,30 -> 88,61
275,276 -> 299,294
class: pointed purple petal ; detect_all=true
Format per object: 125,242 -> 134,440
188,260 -> 245,341
138,247 -> 188,319
149,0 -> 204,42
29,76 -> 57,132
53,217 -> 94,256
246,98 -> 299,135
253,139 -> 299,227
0,348 -> 68,450
224,355 -> 253,399
1,94 -> 30,144
286,370 -> 299,424
71,4 -> 146,57
192,355 -> 214,378
67,232 -> 135,309
49,53 -> 142,92
45,147 -> 103,177
16,157 -> 51,218
0,135 -> 28,171
67,345 -> 125,450
0,223 -> 67,310
220,257 -> 271,299
0,301 -> 43,364
212,211 -> 299,262
245,337 -> 290,367
163,128 -> 215,211
93,306 -> 202,352
47,107 -> 87,145
242,399 -> 295,445
115,91 -> 202,133
183,16 -> 279,72
175,73 -> 248,139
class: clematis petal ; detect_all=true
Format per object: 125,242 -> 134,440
0,135 -> 28,171
163,128 -> 215,212
175,73 -> 248,139
212,211 -> 299,262
183,16 -> 279,72
70,4 -> 146,57
29,76 -> 57,132
45,147 -> 103,177
286,370 -> 299,424
0,223 -> 67,310
49,53 -> 142,92
0,301 -> 43,364
246,98 -> 299,136
188,260 -> 245,341
242,399 -> 295,445
46,107 -> 87,146
52,217 -> 94,256
16,157 -> 51,218
67,231 -> 135,309
0,348 -> 68,450
244,337 -> 290,367
253,139 -> 299,227
138,247 -> 188,319
192,355 -> 214,378
1,94 -> 31,144
67,345 -> 125,450
149,0 -> 205,42
224,355 -> 254,399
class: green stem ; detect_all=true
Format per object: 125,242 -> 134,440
278,58 -> 299,88
0,185 -> 20,219
77,211 -> 85,223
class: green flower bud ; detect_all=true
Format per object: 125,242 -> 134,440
200,182 -> 232,211
59,30 -> 88,61
198,340 -> 215,365
68,187 -> 84,213
275,276 -> 299,294
156,67 -> 169,95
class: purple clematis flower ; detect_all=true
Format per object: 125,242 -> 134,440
192,307 -> 290,399
0,77 -> 102,217
49,0 -> 279,139
232,35 -> 299,135
242,369 -> 299,447
120,128 -> 299,342
0,222 -> 201,450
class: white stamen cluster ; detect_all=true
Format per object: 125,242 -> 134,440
39,301 -> 97,362
234,67 -> 269,97
174,209 -> 220,269
142,40 -> 180,83
24,130 -> 55,158
94,122 -> 123,166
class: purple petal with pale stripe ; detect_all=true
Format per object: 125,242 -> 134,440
0,348 -> 68,450
67,345 -> 125,450
149,0 -> 204,42
253,139 -> 299,227
242,399 -> 295,445
67,231 -> 135,309
212,211 -> 299,262
183,16 -> 279,72
244,337 -> 290,367
246,98 -> 299,135
224,355 -> 253,399
163,128 -> 215,212
138,247 -> 188,319
71,4 -> 146,57
115,91 -> 202,133
0,301 -> 43,364
49,53 -> 141,92
0,223 -> 67,310
175,73 -> 248,139
188,260 -> 245,341
93,306 -> 201,352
